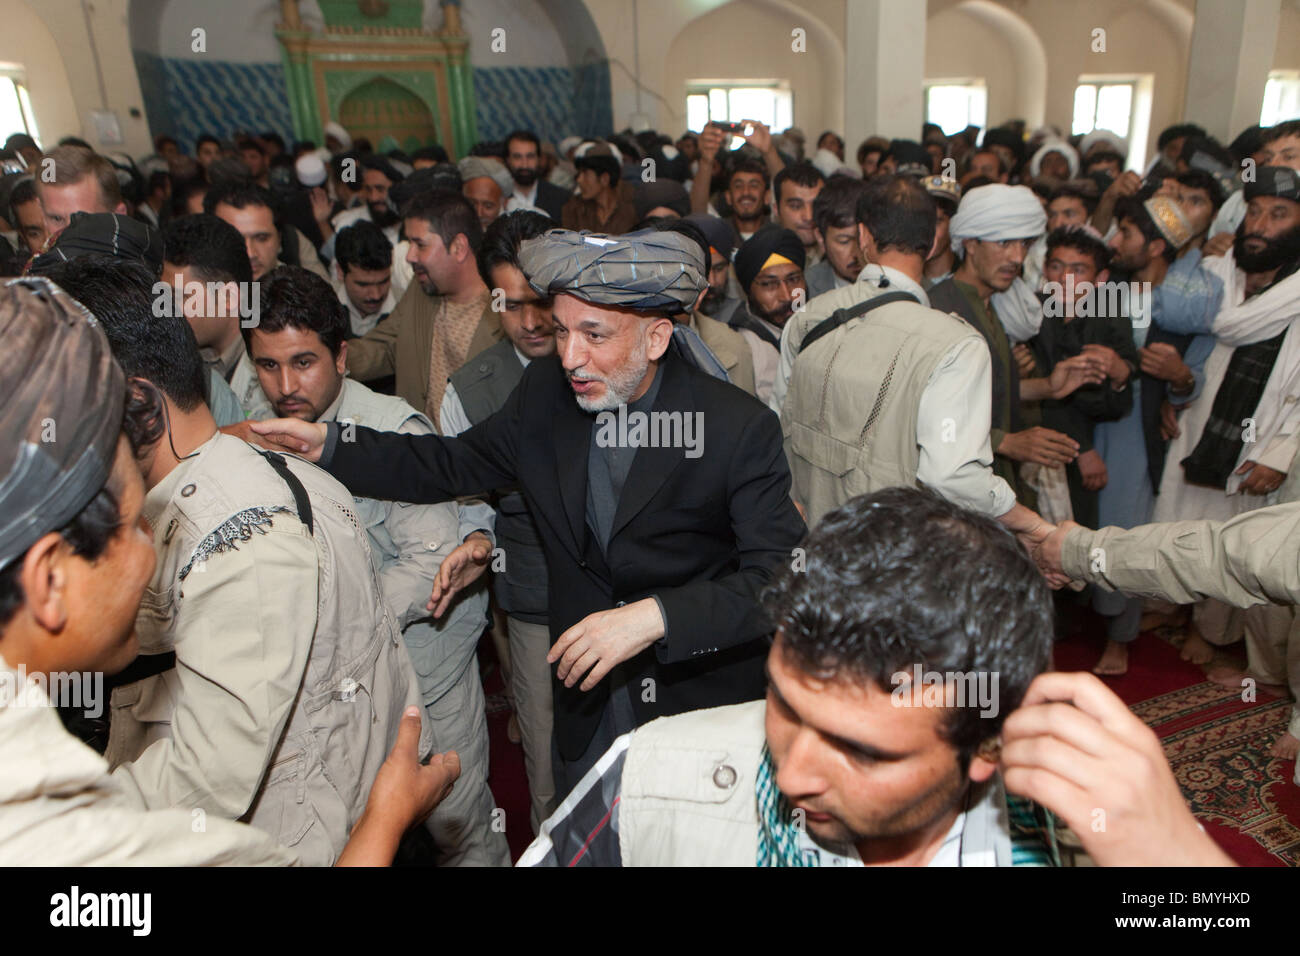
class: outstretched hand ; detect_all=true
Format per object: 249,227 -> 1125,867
247,418 -> 329,462
426,532 -> 494,619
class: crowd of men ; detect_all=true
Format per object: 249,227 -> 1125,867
1,109 -> 1298,868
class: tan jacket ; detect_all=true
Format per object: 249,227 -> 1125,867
781,295 -> 977,526
0,652 -> 296,866
1062,502 -> 1300,609
346,283 -> 499,418
105,433 -> 430,866
689,310 -> 756,396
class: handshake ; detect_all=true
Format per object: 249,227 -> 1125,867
1009,511 -> 1082,589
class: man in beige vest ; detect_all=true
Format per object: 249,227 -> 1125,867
0,276 -> 456,867
519,489 -> 1229,867
346,190 -> 497,429
40,256 -> 431,867
778,174 -> 1065,549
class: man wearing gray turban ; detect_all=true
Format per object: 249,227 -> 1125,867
0,276 -> 455,865
931,184 -> 1081,505
253,226 -> 807,794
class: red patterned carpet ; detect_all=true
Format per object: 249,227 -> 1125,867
1053,626 -> 1300,867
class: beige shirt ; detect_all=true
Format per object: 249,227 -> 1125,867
0,651 -> 295,866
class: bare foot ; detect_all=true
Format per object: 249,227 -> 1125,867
1180,631 -> 1215,665
1141,608 -> 1187,632
1269,733 -> 1300,760
1206,665 -> 1250,691
1092,640 -> 1129,676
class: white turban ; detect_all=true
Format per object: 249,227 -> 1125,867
1080,130 -> 1127,160
1028,139 -> 1079,180
324,121 -> 352,152
949,184 -> 1047,256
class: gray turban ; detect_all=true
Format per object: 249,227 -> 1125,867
517,228 -> 706,313
0,276 -> 124,570
458,156 -> 514,197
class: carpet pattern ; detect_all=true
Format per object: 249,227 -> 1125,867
1055,627 -> 1300,867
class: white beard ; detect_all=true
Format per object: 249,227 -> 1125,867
572,337 -> 650,413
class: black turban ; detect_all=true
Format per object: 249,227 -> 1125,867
734,222 -> 805,292
31,212 -> 163,276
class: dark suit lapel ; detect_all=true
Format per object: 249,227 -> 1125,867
609,357 -> 693,543
552,384 -> 592,558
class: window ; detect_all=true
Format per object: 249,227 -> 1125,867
686,82 -> 793,138
0,66 -> 37,144
924,81 -> 987,136
1262,71 -> 1300,127
1072,81 -> 1133,138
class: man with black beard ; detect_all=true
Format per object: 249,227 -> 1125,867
503,130 -> 569,221
328,154 -> 405,249
1151,168 -> 1300,738
730,224 -> 807,405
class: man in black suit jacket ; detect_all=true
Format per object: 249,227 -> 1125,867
504,129 -> 572,222
253,228 -> 806,793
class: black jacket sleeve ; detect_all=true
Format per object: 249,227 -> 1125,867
653,408 -> 807,664
325,379 -> 523,503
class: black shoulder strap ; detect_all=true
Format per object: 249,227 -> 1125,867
258,450 -> 314,535
798,290 -> 919,355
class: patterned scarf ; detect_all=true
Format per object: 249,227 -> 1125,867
755,745 -> 1058,867
755,744 -> 814,866
1180,329 -> 1287,488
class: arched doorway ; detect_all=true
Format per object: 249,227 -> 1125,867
337,76 -> 439,152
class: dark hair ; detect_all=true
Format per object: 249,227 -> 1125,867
1157,123 -> 1206,150
476,210 -> 555,286
170,176 -> 208,219
1083,149 -> 1124,171
401,188 -> 483,253
203,181 -> 275,217
236,137 -> 266,156
728,156 -> 770,189
1175,169 -> 1226,213
162,213 -> 253,286
1178,135 -> 1231,172
963,174 -> 996,193
1048,182 -> 1099,216
57,136 -> 93,151
247,265 -> 348,358
649,217 -> 710,275
9,175 -> 36,221
856,173 -> 936,257
411,145 -> 449,164
813,175 -> 865,235
195,134 -> 221,152
34,255 -> 207,412
967,148 -> 1006,176
764,487 -> 1053,765
1114,195 -> 1177,263
1045,225 -> 1111,272
147,170 -> 171,195
260,132 -> 286,152
334,219 -> 394,275
504,130 -> 541,153
574,153 -> 620,189
153,135 -> 177,152
773,161 -> 825,205
856,136 -> 889,166
1263,119 -> 1300,145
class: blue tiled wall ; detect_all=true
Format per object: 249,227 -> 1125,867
473,62 -> 613,143
134,51 -> 295,150
134,53 -> 614,152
